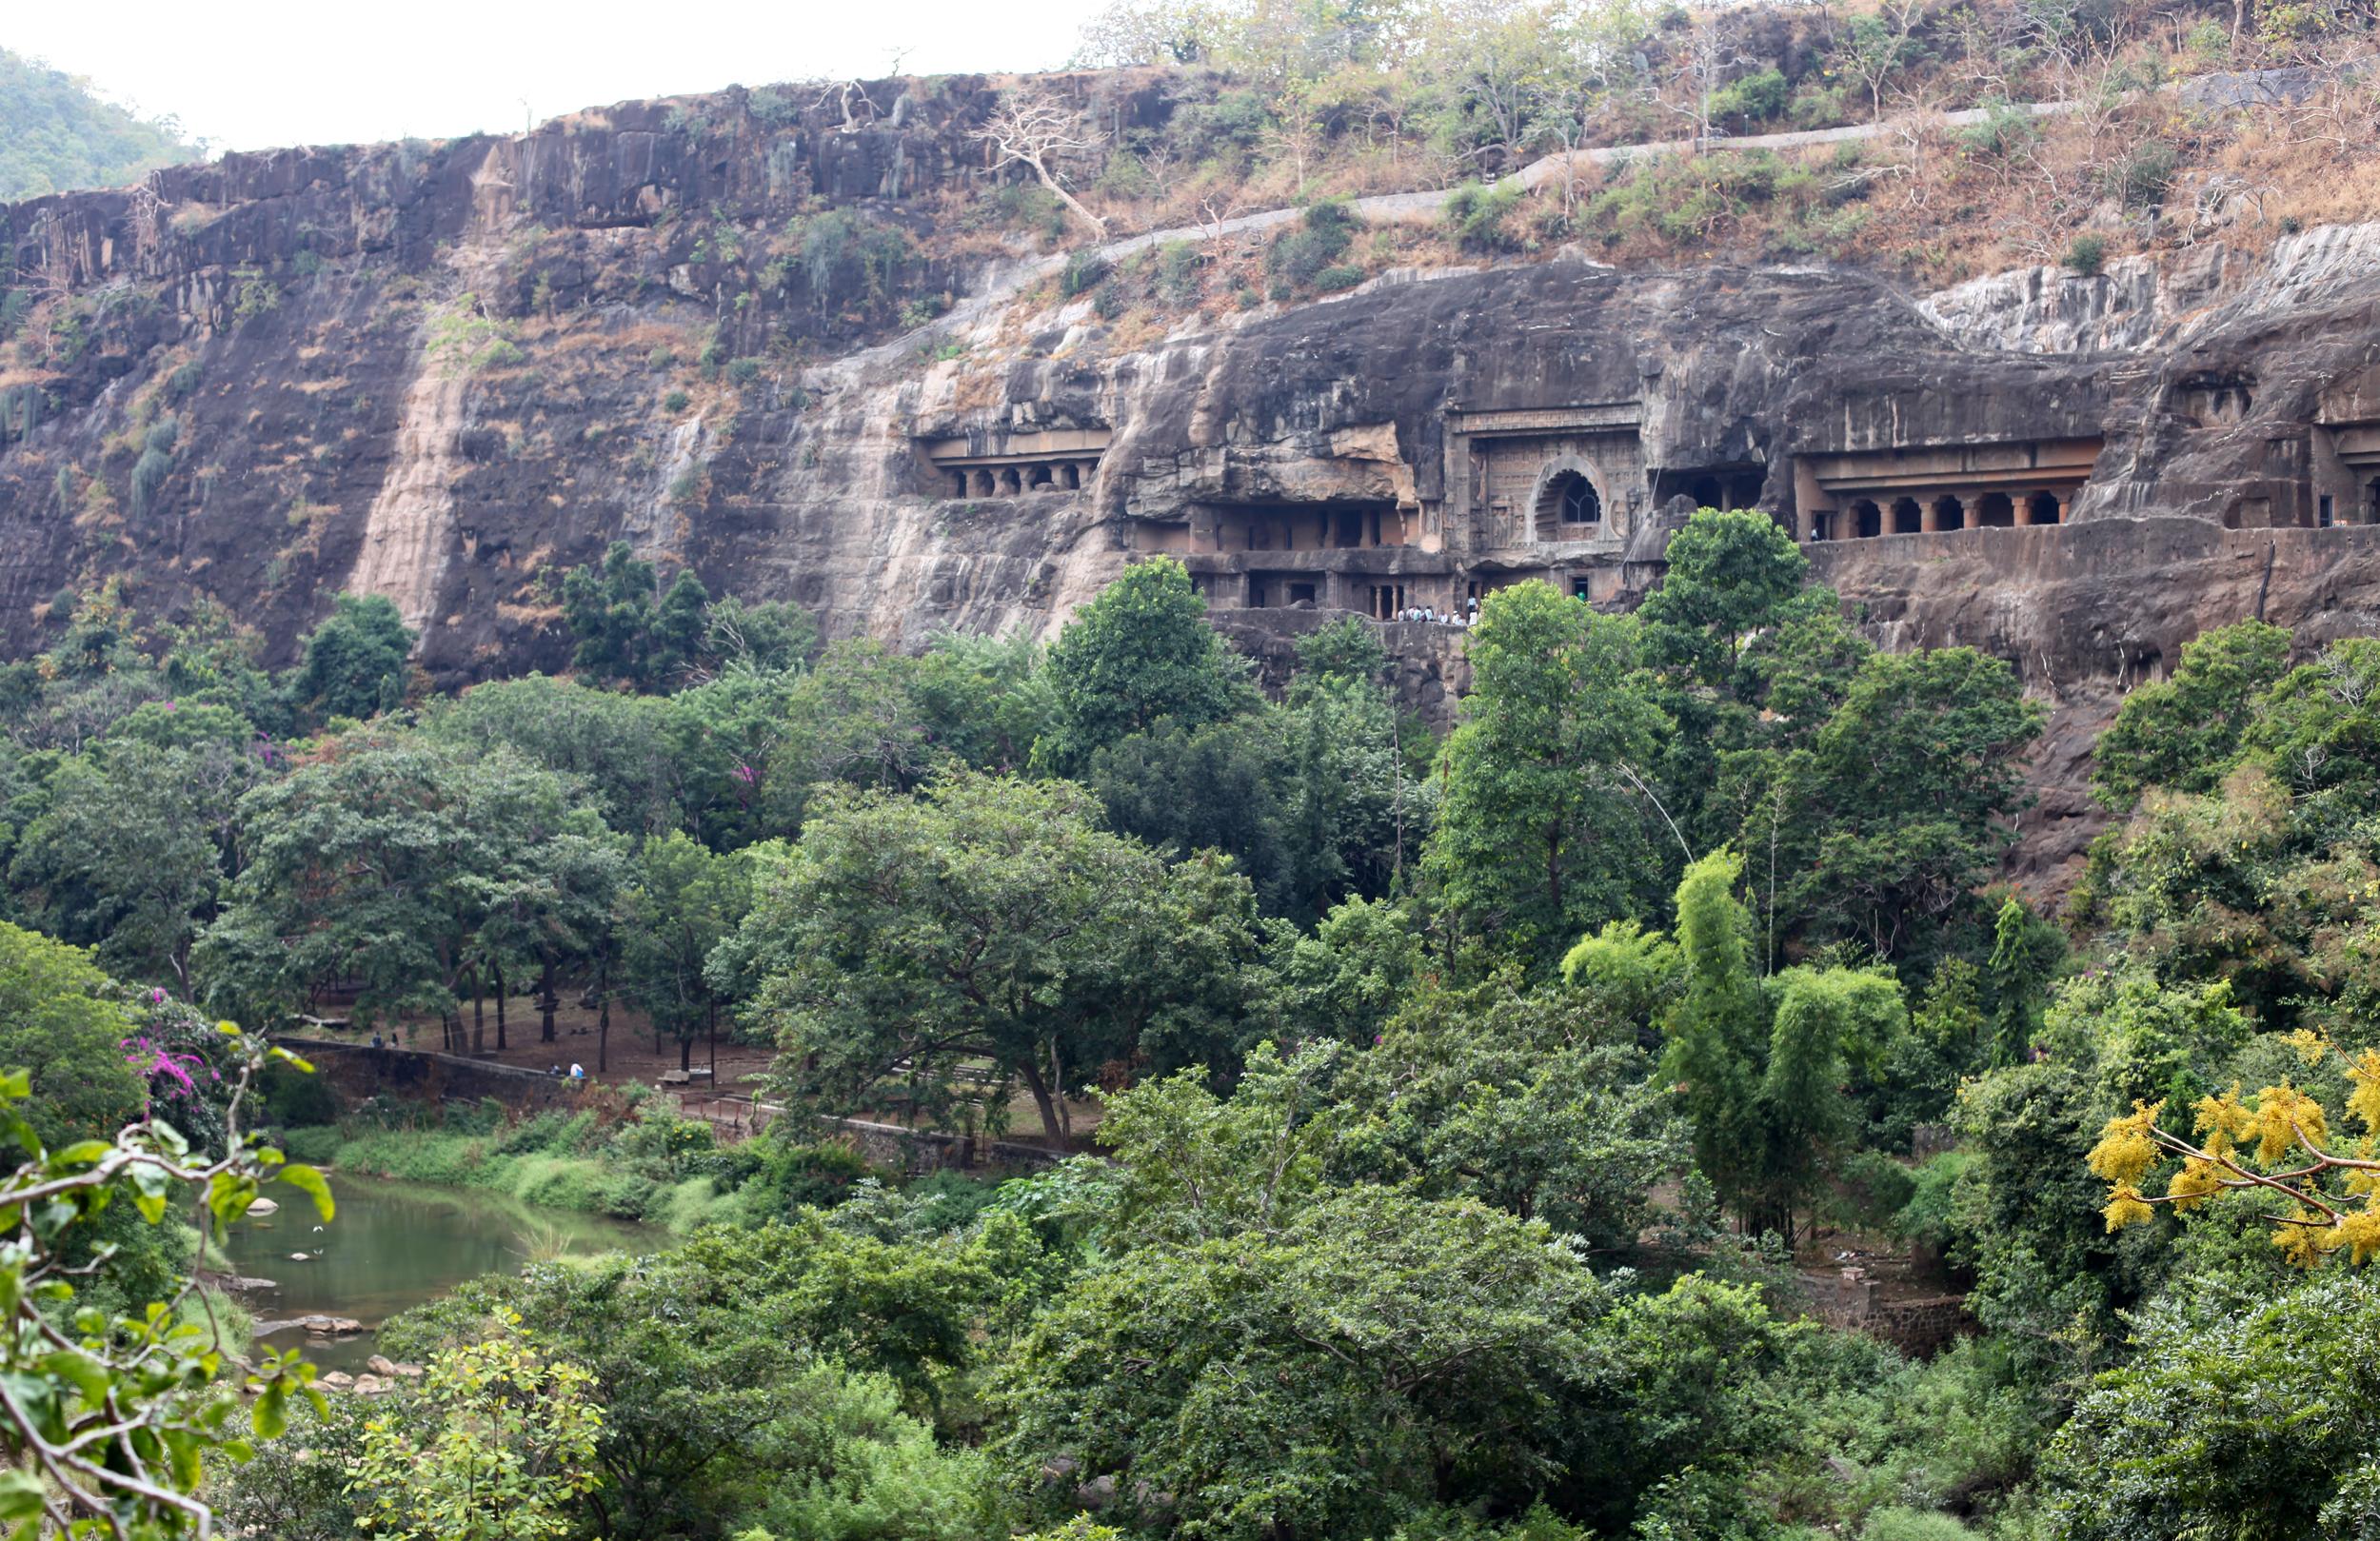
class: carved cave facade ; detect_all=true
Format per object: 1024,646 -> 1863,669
915,358 -> 2380,626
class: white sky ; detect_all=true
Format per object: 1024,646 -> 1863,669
9,0 -> 1105,154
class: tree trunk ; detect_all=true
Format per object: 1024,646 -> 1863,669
539,958 -> 558,1043
707,998 -> 717,1081
597,958 -> 610,1076
1027,156 -> 1106,237
472,970 -> 486,1055
1020,1056 -> 1066,1150
680,1033 -> 693,1073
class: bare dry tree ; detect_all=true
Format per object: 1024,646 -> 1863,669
1195,189 -> 1253,249
1261,102 -> 1328,197
974,88 -> 1109,238
1660,15 -> 1755,151
2268,43 -> 2380,151
809,78 -> 882,135
128,175 -> 166,269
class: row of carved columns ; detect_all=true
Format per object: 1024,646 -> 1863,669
949,460 -> 1100,498
1821,487 -> 2067,540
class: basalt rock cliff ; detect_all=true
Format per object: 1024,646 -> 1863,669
6,74 -> 2380,888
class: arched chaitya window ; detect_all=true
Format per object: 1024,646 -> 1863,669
1533,466 -> 1605,542
1558,473 -> 1600,524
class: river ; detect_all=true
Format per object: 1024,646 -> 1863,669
219,1175 -> 662,1373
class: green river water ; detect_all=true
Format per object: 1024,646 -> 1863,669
219,1175 -> 660,1373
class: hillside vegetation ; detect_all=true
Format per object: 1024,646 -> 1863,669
11,524 -> 2380,1537
0,46 -> 199,202
1019,0 -> 2380,292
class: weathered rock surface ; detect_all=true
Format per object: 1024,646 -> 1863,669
7,77 -> 2380,892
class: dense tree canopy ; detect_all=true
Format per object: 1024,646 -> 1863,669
8,509 -> 2374,1541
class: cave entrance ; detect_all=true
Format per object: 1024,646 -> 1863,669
1850,500 -> 1883,539
1369,583 -> 1407,620
1932,495 -> 1966,531
1892,498 -> 1923,534
2027,491 -> 2062,525
1976,492 -> 2016,528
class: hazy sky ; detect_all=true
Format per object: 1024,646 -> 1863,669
10,0 -> 1105,153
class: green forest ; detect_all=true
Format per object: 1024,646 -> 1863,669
0,47 -> 198,203
7,510 -> 2380,1538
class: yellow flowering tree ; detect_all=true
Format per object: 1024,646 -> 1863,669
2088,1035 -> 2380,1267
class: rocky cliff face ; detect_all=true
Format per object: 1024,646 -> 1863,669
7,76 -> 2380,890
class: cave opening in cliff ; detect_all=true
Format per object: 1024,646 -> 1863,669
1210,504 -> 1405,554
1653,464 -> 1763,512
2368,476 -> 2380,524
1892,498 -> 1923,534
1933,495 -> 1966,531
1977,492 -> 2015,528
1851,500 -> 1883,538
2028,492 -> 2062,524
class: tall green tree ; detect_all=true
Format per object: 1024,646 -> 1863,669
426,675 -> 687,838
198,737 -> 619,1042
1637,506 -> 1873,859
616,832 -> 753,1072
1620,850 -> 1906,1237
1733,646 -> 2043,965
1034,557 -> 1253,774
290,592 -> 413,723
2092,619 -> 2293,809
1422,581 -> 1666,968
562,541 -> 710,691
0,919 -> 143,1144
726,771 -> 1266,1146
8,730 -> 257,987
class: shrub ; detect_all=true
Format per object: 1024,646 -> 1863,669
1157,239 -> 1200,306
164,362 -> 203,401
663,388 -> 691,414
1059,250 -> 1109,298
262,1059 -> 341,1127
129,446 -> 173,520
2107,139 -> 2178,209
2063,232 -> 2108,277
1958,98 -> 2037,158
231,268 -> 281,321
1267,198 -> 1359,287
1894,1150 -> 1976,1250
1860,1507 -> 1979,1541
1444,181 -> 1526,252
281,1125 -> 344,1164
996,182 -> 1066,239
1712,67 -> 1790,130
1314,265 -> 1365,292
724,356 -> 762,385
